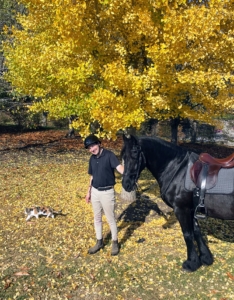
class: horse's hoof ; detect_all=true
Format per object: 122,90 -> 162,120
181,267 -> 193,273
200,254 -> 214,266
182,260 -> 201,272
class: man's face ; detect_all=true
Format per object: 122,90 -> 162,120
88,143 -> 100,155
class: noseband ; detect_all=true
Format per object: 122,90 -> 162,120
123,146 -> 146,184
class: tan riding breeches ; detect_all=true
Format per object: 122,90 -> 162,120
91,187 -> 118,241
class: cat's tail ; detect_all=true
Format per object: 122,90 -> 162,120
54,210 -> 63,215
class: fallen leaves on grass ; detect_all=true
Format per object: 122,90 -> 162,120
227,272 -> 234,280
13,271 -> 30,276
1,130 -> 234,299
3,278 -> 13,290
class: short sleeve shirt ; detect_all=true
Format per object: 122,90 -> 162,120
88,148 -> 120,188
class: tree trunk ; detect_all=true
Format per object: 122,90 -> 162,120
120,188 -> 136,202
170,117 -> 180,144
66,115 -> 76,138
41,112 -> 48,127
149,119 -> 158,136
190,120 -> 198,143
66,127 -> 75,138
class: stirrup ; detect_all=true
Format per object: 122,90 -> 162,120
194,204 -> 207,220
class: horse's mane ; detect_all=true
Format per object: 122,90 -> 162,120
121,135 -> 187,159
140,136 -> 186,155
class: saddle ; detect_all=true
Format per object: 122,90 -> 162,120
191,152 -> 234,190
190,152 -> 234,219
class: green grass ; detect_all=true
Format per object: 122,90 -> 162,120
1,149 -> 234,299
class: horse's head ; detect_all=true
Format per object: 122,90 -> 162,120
121,134 -> 146,192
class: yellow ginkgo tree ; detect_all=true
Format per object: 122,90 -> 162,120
3,0 -> 234,139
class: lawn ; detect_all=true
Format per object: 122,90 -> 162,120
1,130 -> 234,299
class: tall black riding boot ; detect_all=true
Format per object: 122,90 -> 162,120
88,239 -> 104,254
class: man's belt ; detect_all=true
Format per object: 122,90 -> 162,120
96,186 -> 113,191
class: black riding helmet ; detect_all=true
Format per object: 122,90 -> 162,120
84,134 -> 101,149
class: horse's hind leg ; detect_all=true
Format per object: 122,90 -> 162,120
193,219 -> 213,266
174,207 -> 202,272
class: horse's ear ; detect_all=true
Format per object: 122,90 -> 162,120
123,133 -> 131,141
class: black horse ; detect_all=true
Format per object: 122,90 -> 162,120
121,134 -> 234,272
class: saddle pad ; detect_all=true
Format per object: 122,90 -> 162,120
185,152 -> 234,194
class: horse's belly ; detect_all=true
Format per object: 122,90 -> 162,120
205,194 -> 234,220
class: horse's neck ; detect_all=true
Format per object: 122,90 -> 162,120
142,139 -> 186,184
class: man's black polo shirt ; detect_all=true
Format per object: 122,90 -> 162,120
88,148 -> 120,188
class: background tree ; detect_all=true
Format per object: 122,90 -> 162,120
0,0 -> 17,98
0,0 -> 30,127
3,0 -> 234,139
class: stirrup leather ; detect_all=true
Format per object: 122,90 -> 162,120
193,164 -> 209,220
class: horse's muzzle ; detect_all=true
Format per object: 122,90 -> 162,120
122,178 -> 136,192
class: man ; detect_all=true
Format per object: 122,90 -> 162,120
84,134 -> 124,255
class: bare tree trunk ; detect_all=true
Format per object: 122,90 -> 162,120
146,119 -> 158,136
120,188 -> 136,202
66,115 -> 76,138
190,120 -> 198,143
41,112 -> 48,127
170,117 -> 180,144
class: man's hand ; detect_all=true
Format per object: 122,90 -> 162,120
85,192 -> 91,203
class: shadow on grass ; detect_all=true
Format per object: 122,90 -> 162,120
104,198 -> 171,246
199,218 -> 234,243
103,196 -> 234,250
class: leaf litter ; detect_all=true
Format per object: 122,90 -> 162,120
1,130 -> 234,299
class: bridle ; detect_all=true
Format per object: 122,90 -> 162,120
123,146 -> 146,184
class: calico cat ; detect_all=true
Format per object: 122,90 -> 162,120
25,206 -> 62,221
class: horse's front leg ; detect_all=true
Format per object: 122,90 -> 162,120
193,218 -> 213,266
174,206 -> 202,272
